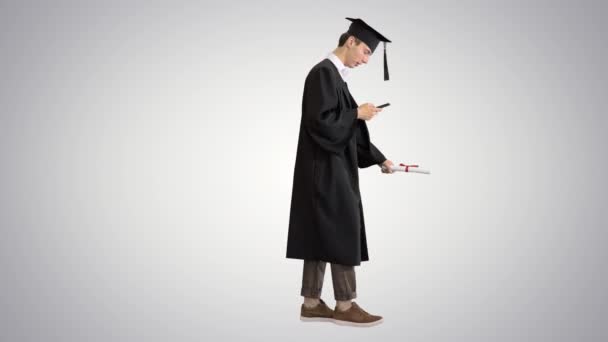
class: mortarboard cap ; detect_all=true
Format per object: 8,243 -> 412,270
345,17 -> 391,81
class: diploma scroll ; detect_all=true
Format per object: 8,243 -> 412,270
384,163 -> 431,174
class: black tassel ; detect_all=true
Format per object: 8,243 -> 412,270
383,41 -> 389,81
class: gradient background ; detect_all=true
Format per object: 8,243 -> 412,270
1,1 -> 607,341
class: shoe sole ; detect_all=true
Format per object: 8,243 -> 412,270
300,316 -> 335,323
300,316 -> 384,327
331,318 -> 384,327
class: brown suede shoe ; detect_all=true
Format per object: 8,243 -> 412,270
332,302 -> 383,327
300,299 -> 334,322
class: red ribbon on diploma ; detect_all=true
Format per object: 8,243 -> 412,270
399,163 -> 419,172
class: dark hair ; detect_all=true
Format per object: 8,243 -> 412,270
338,32 -> 361,47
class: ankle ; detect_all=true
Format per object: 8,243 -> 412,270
303,297 -> 320,308
336,300 -> 352,312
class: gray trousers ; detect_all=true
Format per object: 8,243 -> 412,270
300,260 -> 357,301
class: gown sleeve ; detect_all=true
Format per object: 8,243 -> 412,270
303,67 -> 358,154
355,119 -> 387,168
357,140 -> 387,168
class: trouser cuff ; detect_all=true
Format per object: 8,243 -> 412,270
300,287 -> 322,298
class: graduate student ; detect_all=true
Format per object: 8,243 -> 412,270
286,17 -> 394,327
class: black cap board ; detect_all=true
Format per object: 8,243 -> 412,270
345,17 -> 391,81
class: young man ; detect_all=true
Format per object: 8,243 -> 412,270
286,18 -> 394,327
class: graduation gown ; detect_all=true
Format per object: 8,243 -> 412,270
286,58 -> 387,266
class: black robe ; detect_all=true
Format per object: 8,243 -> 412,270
286,58 -> 387,266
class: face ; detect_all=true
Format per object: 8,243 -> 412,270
345,37 -> 372,68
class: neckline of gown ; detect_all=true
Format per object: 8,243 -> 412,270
323,58 -> 348,88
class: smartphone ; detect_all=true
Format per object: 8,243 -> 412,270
377,103 -> 390,109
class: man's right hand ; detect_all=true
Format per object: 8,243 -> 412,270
357,103 -> 382,121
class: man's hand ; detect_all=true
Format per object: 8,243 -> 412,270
357,103 -> 382,121
380,159 -> 394,174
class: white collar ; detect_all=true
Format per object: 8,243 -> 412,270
327,52 -> 349,81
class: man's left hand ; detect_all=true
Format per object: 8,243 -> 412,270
380,160 -> 394,174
